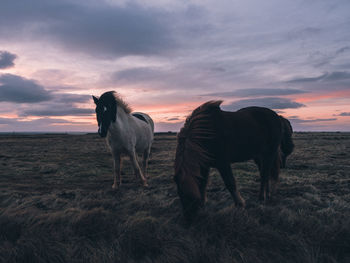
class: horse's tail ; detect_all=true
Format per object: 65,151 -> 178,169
279,116 -> 294,168
148,117 -> 155,133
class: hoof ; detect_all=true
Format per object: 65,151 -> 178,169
112,183 -> 119,190
235,193 -> 246,208
142,181 -> 149,187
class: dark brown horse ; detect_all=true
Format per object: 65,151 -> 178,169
279,115 -> 294,168
174,101 -> 282,221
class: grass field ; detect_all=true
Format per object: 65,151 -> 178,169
0,132 -> 349,263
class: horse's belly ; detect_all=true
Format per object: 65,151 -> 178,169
135,144 -> 145,153
227,142 -> 262,162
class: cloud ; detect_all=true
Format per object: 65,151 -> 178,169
167,117 -> 180,121
54,93 -> 91,104
289,117 -> 337,123
336,112 -> 350,116
224,97 -> 305,110
0,117 -> 92,132
19,92 -> 93,117
0,117 -> 74,125
202,88 -> 307,98
0,51 -> 17,69
0,73 -> 93,117
335,46 -> 350,55
112,67 -> 165,82
287,116 -> 340,131
287,71 -> 350,84
0,0 -> 175,58
22,107 -> 93,117
0,74 -> 52,103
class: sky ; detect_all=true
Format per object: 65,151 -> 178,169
0,0 -> 350,132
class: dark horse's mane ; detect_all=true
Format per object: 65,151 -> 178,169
99,91 -> 132,114
175,100 -> 222,181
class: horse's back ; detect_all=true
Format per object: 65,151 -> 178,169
130,112 -> 154,153
218,107 -> 282,162
132,112 -> 154,133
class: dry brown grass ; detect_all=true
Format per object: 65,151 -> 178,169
0,132 -> 349,262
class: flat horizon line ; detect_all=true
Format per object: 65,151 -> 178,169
0,131 -> 350,135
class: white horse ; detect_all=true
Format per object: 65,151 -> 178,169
92,91 -> 154,189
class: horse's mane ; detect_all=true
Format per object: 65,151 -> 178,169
99,91 -> 132,114
175,100 -> 222,180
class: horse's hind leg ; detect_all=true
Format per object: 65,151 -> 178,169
270,153 -> 280,194
112,154 -> 122,189
255,157 -> 267,200
259,152 -> 280,201
259,156 -> 274,201
218,163 -> 245,207
129,150 -> 148,187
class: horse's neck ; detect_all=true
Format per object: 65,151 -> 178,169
109,106 -> 133,135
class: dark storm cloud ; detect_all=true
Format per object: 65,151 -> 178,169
203,88 -> 307,98
0,51 -> 17,69
0,0 -> 175,58
224,97 -> 305,111
0,74 -> 52,103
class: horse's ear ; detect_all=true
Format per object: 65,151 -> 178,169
92,95 -> 99,105
111,102 -> 117,122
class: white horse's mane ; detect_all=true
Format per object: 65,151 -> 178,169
111,91 -> 132,114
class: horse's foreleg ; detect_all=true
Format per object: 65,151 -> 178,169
112,154 -> 122,189
199,166 -> 209,205
142,149 -> 150,179
218,163 -> 245,207
129,151 -> 148,187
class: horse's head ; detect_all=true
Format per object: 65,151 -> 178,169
174,140 -> 203,223
92,94 -> 117,138
174,170 -> 202,223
